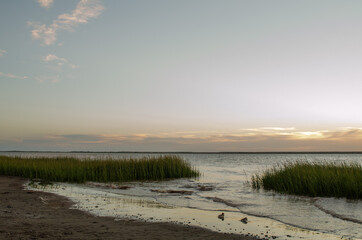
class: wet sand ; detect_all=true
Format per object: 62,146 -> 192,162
0,176 -> 260,240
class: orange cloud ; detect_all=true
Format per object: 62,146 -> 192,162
2,127 -> 362,152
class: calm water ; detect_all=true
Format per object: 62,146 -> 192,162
3,152 -> 362,239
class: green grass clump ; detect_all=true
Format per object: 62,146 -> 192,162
252,162 -> 362,199
0,155 -> 200,183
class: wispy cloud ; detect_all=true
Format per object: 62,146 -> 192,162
34,75 -> 60,83
29,0 -> 104,45
38,0 -> 53,9
32,54 -> 79,83
42,54 -> 79,70
0,49 -> 6,57
260,127 -> 296,131
43,54 -> 67,62
0,72 -> 28,80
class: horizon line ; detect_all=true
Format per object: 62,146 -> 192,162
1,150 -> 362,154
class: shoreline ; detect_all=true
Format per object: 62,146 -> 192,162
0,176 -> 260,240
23,179 -> 351,240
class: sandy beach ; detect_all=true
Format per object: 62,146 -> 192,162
0,176 -> 260,240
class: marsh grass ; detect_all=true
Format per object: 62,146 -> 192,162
0,155 -> 200,183
252,162 -> 361,199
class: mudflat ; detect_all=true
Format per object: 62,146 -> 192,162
0,176 -> 259,240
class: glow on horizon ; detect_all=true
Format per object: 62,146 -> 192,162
1,127 -> 362,152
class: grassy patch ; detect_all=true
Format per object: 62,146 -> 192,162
252,162 -> 361,199
0,155 -> 200,183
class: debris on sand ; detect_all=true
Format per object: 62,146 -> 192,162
218,213 -> 225,221
240,217 -> 248,224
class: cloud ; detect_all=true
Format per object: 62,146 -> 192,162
260,127 -> 296,131
43,54 -> 67,62
5,127 -> 361,152
42,54 -> 79,70
28,22 -> 56,45
38,0 -> 53,8
0,72 -> 28,80
29,54 -> 79,83
29,0 -> 104,45
0,49 -> 6,57
34,75 -> 60,83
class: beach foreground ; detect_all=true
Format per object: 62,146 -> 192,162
0,176 -> 259,240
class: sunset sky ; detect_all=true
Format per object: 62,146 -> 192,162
1,0 -> 362,151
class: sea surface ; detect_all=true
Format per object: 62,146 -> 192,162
2,152 -> 361,239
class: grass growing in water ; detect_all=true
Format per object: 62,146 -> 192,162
0,155 -> 200,183
252,162 -> 361,199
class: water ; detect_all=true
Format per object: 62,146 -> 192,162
3,152 -> 361,239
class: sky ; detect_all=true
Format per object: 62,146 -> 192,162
1,0 -> 362,152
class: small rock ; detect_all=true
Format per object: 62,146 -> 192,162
218,213 -> 224,221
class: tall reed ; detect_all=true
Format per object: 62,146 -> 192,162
252,161 -> 361,199
0,155 -> 200,183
